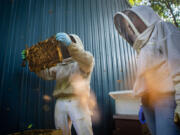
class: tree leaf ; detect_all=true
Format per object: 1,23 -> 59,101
129,0 -> 135,6
27,124 -> 32,129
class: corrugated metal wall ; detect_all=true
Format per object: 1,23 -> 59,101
0,0 -> 137,134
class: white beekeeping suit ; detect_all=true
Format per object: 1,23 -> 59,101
114,5 -> 180,108
114,5 -> 180,135
36,34 -> 94,135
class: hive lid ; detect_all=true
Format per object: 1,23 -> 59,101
109,90 -> 135,100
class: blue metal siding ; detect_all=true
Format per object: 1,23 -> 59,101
0,0 -> 136,135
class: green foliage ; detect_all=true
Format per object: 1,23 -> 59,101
27,124 -> 32,129
129,0 -> 142,5
128,0 -> 180,27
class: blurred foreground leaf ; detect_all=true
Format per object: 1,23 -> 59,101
27,124 -> 32,129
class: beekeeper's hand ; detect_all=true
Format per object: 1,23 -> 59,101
56,32 -> 72,46
21,49 -> 26,60
174,100 -> 180,124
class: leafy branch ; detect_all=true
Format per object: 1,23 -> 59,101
128,0 -> 180,27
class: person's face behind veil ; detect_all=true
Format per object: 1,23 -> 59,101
114,10 -> 147,47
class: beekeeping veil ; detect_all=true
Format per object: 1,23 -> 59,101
114,6 -> 161,47
62,34 -> 84,64
69,34 -> 84,50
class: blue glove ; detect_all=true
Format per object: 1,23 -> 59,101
56,33 -> 72,46
21,49 -> 26,60
138,106 -> 146,124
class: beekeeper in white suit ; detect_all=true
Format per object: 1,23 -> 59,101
36,33 -> 94,135
114,6 -> 180,135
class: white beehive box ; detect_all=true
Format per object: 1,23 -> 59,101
109,90 -> 141,115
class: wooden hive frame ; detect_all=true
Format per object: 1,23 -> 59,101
22,36 -> 70,72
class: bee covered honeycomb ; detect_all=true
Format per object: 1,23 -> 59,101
24,36 -> 70,72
